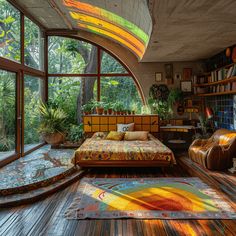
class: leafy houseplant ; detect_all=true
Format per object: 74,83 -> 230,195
92,100 -> 104,115
114,102 -> 124,115
38,103 -> 67,145
168,88 -> 183,106
67,124 -> 84,144
81,103 -> 93,115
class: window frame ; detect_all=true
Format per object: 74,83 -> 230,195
47,35 -> 145,104
0,0 -> 145,161
0,0 -> 46,159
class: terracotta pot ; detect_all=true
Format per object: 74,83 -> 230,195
83,111 -> 91,115
108,109 -> 113,115
117,111 -> 121,115
43,132 -> 65,145
96,107 -> 104,115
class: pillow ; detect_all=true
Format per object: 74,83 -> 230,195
117,123 -> 134,132
106,131 -> 125,141
124,131 -> 149,141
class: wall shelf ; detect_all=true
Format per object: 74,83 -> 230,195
197,90 -> 236,97
194,76 -> 236,87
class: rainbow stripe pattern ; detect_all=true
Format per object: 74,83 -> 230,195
62,0 -> 150,59
65,177 -> 236,219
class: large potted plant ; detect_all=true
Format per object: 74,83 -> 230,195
38,103 -> 67,145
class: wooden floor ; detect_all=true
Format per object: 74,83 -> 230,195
0,158 -> 236,236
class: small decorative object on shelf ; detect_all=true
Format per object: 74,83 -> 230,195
232,47 -> 236,63
228,158 -> 236,173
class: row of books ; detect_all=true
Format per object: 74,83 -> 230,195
210,64 -> 236,83
194,82 -> 236,94
194,64 -> 236,85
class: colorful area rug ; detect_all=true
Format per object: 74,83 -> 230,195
65,177 -> 236,219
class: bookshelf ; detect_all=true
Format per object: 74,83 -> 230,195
194,63 -> 236,96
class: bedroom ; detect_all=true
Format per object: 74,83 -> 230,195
0,0 -> 236,235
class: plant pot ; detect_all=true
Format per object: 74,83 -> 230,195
96,107 -> 104,115
104,110 -> 108,115
132,111 -> 135,115
117,111 -> 121,115
83,111 -> 91,115
108,109 -> 113,115
43,132 -> 65,145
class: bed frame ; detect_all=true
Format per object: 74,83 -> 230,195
76,160 -> 170,167
75,114 -> 170,167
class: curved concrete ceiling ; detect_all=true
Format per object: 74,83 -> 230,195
59,0 -> 152,59
144,0 -> 236,62
14,0 -> 236,62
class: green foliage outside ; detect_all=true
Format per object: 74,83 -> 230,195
0,70 -> 15,151
0,0 -> 144,153
0,0 -> 21,62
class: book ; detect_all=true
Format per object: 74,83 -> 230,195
226,66 -> 234,78
231,65 -> 236,77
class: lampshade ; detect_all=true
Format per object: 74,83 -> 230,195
205,107 -> 214,119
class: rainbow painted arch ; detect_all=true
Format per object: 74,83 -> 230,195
63,0 -> 150,59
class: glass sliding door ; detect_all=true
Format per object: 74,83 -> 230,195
0,69 -> 17,161
24,75 -> 44,153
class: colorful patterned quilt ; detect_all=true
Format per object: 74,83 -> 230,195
73,132 -> 175,164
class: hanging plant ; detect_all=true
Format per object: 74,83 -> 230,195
149,84 -> 169,101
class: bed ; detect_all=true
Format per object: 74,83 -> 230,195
72,132 -> 176,167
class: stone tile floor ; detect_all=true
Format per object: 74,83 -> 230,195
0,146 -> 75,190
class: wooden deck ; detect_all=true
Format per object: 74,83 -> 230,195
0,157 -> 236,236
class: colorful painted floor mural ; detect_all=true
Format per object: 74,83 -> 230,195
0,146 -> 75,192
65,177 -> 236,219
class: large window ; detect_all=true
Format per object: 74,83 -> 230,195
101,77 -> 142,113
24,75 -> 44,152
48,36 -> 143,125
48,77 -> 97,125
0,69 -> 16,160
0,1 -> 45,160
0,0 -> 21,62
101,51 -> 128,74
48,36 -> 97,74
24,17 -> 44,70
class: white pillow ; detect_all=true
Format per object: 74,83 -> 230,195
117,123 -> 134,132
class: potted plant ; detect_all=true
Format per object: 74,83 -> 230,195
91,100 -> 104,115
81,103 -> 92,115
107,102 -> 113,115
168,88 -> 183,107
65,123 -> 85,147
131,102 -> 138,114
103,102 -> 109,115
38,103 -> 67,145
115,102 -> 123,115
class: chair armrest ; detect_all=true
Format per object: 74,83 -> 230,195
207,145 -> 232,170
190,138 -> 208,147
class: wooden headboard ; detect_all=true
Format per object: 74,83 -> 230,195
83,115 -> 159,133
